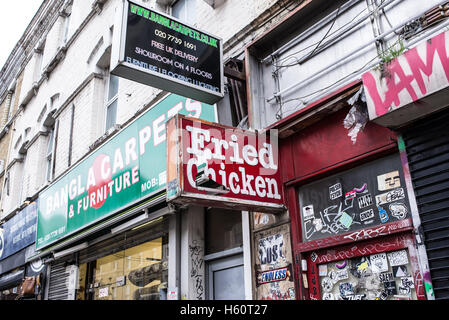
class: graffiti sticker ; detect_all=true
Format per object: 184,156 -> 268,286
375,188 -> 405,206
377,171 -> 401,191
370,253 -> 389,273
318,264 -> 328,277
383,281 -> 397,295
389,202 -> 408,220
329,183 -> 342,200
377,206 -> 389,223
358,194 -> 373,209
379,272 -> 394,283
392,265 -> 408,278
339,212 -> 354,229
321,277 -> 334,292
257,266 -> 290,285
360,209 -> 374,223
302,205 -> 315,220
339,282 -> 354,297
388,250 -> 409,267
259,234 -> 285,266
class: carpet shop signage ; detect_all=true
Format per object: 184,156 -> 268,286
363,30 -> 449,124
0,202 -> 38,260
111,0 -> 223,104
166,115 -> 285,213
36,94 -> 216,250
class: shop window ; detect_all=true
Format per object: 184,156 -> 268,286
205,208 -> 242,255
77,236 -> 168,300
0,284 -> 21,300
298,154 -> 412,243
316,248 -> 418,300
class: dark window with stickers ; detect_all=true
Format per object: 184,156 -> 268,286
298,154 -> 411,242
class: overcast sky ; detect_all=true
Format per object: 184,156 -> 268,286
0,0 -> 44,71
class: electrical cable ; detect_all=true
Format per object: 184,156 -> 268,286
274,4 -> 369,70
275,36 -> 404,117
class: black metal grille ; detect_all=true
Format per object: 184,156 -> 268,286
403,109 -> 449,300
47,261 -> 70,300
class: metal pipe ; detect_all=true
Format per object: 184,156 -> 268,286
266,0 -> 449,103
261,0 -> 363,64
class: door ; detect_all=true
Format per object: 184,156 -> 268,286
207,253 -> 244,300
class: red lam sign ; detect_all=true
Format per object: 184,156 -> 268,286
362,30 -> 449,127
166,115 -> 285,213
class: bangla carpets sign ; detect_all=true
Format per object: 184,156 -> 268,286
36,94 -> 216,250
362,30 -> 449,127
166,115 -> 285,213
111,0 -> 223,104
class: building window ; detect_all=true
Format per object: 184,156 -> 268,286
76,220 -> 168,300
171,0 -> 196,24
46,128 -> 56,182
33,40 -> 46,82
104,73 -> 118,132
3,171 -> 10,197
61,3 -> 72,45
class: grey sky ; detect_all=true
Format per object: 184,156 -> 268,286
0,0 -> 44,70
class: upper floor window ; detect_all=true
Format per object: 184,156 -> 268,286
46,128 -> 56,182
104,73 -> 119,132
4,171 -> 10,197
61,3 -> 72,45
171,0 -> 196,24
34,40 -> 46,82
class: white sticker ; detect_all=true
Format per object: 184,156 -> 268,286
370,253 -> 389,273
375,188 -> 405,206
322,292 -> 334,300
302,205 -> 314,220
377,171 -> 401,191
313,218 -> 323,231
329,183 -> 342,200
336,269 -> 349,281
401,277 -> 415,289
388,250 -> 409,266
99,287 -> 109,298
389,203 -> 408,220
321,277 -> 334,292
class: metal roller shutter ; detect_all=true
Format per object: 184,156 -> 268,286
402,109 -> 449,300
47,261 -> 71,300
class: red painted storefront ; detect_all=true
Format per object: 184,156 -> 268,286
271,81 -> 426,300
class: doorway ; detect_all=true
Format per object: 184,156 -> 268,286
206,252 -> 244,300
205,208 -> 244,300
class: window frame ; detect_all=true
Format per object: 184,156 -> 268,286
104,73 -> 119,133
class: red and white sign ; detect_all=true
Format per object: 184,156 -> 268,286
166,115 -> 285,213
362,30 -> 449,126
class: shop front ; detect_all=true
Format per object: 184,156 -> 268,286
165,114 -> 286,300
31,93 -> 219,300
272,81 -> 428,300
0,202 -> 46,300
363,28 -> 449,300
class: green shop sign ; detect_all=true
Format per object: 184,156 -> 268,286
36,94 -> 216,250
